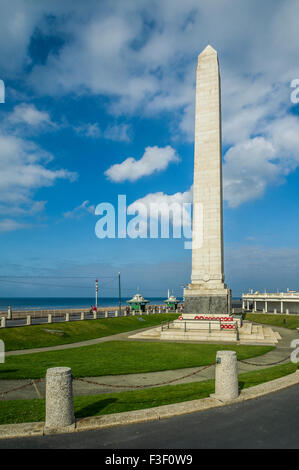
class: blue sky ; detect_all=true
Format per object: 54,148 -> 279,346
0,0 -> 299,298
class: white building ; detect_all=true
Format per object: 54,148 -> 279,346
242,291 -> 299,314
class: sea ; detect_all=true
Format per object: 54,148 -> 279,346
0,297 -> 241,311
0,297 -> 176,311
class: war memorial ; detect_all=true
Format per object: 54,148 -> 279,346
131,46 -> 279,346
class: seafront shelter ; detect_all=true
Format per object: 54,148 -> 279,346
127,293 -> 149,313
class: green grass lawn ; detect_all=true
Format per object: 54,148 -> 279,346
0,361 -> 296,425
0,314 -> 178,351
245,313 -> 299,330
0,341 -> 273,380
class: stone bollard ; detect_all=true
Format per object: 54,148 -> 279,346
214,351 -> 239,401
26,315 -> 31,326
115,310 -> 118,317
105,311 -> 108,318
1,317 -> 6,328
93,311 -> 97,320
45,367 -> 75,431
274,308 -> 277,314
158,306 -> 161,313
81,312 -> 85,321
48,314 -> 52,324
286,309 -> 289,315
66,313 -> 70,322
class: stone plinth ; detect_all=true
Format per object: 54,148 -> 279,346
184,287 -> 231,315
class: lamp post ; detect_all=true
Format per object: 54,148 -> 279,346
118,272 -> 121,315
95,279 -> 98,310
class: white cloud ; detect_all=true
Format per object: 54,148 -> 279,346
0,133 -> 77,221
105,146 -> 180,182
0,219 -> 29,233
0,200 -> 46,216
74,122 -> 131,141
8,103 -> 55,128
223,113 -> 299,207
63,200 -> 95,219
74,123 -> 101,139
130,187 -> 192,209
223,137 -> 278,207
1,1 -> 299,207
103,124 -> 131,142
128,187 -> 193,229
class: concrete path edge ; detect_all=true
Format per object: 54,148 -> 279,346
1,370 -> 299,440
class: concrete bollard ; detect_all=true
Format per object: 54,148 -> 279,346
45,367 -> 75,430
1,317 -> 6,328
93,311 -> 97,320
81,312 -> 85,321
115,310 -> 118,317
26,315 -> 31,326
274,308 -> 277,314
48,314 -> 52,324
66,313 -> 70,322
105,311 -> 108,318
158,306 -> 161,313
214,351 -> 239,401
286,309 -> 289,315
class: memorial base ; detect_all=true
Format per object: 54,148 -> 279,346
184,287 -> 232,315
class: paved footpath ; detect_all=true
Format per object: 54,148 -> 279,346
0,324 -> 297,400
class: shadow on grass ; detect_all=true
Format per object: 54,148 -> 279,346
239,381 -> 246,391
0,369 -> 18,375
75,398 -> 118,418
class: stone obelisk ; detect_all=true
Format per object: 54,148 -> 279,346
184,45 -> 231,315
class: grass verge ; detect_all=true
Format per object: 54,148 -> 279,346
0,362 -> 297,425
0,314 -> 177,351
244,313 -> 299,330
0,341 -> 273,380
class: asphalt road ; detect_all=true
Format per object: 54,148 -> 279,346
1,383 -> 299,449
